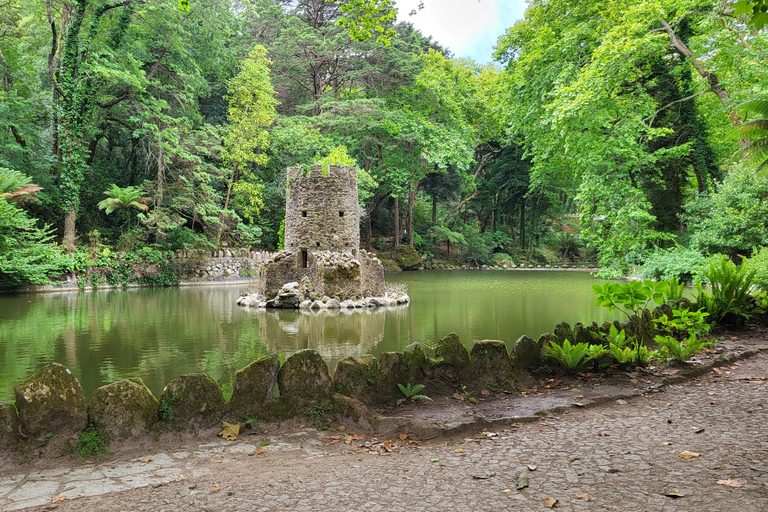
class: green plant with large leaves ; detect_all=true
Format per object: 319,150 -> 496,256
0,167 -> 42,204
735,99 -> 768,172
696,255 -> 757,326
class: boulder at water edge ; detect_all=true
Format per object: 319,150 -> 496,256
0,402 -> 19,453
429,332 -> 471,389
159,374 -> 226,431
277,349 -> 333,403
228,354 -> 280,418
469,340 -> 514,391
88,379 -> 159,444
14,363 -> 87,455
333,355 -> 379,404
514,335 -> 542,372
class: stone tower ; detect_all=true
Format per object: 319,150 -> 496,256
284,165 -> 360,256
258,164 -> 385,303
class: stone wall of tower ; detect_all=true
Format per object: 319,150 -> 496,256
284,165 -> 360,255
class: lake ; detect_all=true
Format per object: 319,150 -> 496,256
0,270 -> 618,402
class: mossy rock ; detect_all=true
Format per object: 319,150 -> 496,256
228,354 -> 280,418
14,363 -> 87,454
257,396 -> 306,422
333,355 -> 379,404
158,374 -> 226,431
376,352 -> 406,403
469,340 -> 514,391
0,402 -> 19,454
88,379 -> 159,444
572,323 -> 590,345
379,258 -> 402,272
393,245 -> 422,270
278,349 -> 333,403
330,393 -> 371,427
653,302 -> 675,320
427,333 -> 470,391
514,335 -> 542,372
553,322 -> 574,344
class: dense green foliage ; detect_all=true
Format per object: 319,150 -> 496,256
1,0 -> 767,287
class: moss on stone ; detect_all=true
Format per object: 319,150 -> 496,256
393,245 -> 422,270
0,402 -> 19,454
278,350 -> 333,403
333,355 -> 379,403
158,374 -> 226,431
228,354 -> 280,419
554,322 -> 574,344
88,379 -> 159,444
14,363 -> 87,455
514,335 -> 541,372
469,340 -> 514,392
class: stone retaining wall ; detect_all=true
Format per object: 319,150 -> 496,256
0,304 -> 671,459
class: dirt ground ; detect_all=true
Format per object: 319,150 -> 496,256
3,327 -> 768,512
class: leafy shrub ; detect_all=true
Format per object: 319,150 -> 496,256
75,424 -> 110,460
685,168 -> 768,259
745,246 -> 768,291
638,247 -> 706,283
544,339 -> 597,373
654,334 -> 712,363
653,308 -> 710,339
396,383 -> 432,405
696,255 -> 757,326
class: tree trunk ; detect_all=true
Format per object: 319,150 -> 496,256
432,194 -> 437,226
63,206 -> 77,252
658,17 -> 743,128
393,196 -> 399,248
407,183 -> 417,247
519,197 -> 526,250
492,192 -> 499,232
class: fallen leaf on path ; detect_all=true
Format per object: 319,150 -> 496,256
279,477 -> 290,483
430,458 -> 440,463
455,449 -> 465,454
663,442 -> 673,446
576,492 -> 590,501
399,433 -> 408,441
598,432 -> 609,437
574,402 -> 585,407
717,479 -> 745,488
17,424 -> 27,438
527,464 -> 538,471
502,489 -> 512,493
253,449 -> 268,455
678,451 -> 701,459
665,491 -> 685,498
218,421 -> 241,441
694,428 -> 705,434
211,487 -> 222,493
618,451 -> 629,455
569,456 -> 581,462
142,458 -> 153,463
51,496 -> 66,503
662,369 -> 681,376
544,496 -> 557,508
472,472 -> 496,480
628,378 -> 639,384
515,469 -> 529,490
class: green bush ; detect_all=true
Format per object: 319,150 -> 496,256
75,424 -> 110,460
638,247 -> 706,283
696,254 -> 757,326
745,246 -> 768,291
543,339 -> 596,373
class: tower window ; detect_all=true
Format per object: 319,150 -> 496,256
301,211 -> 307,218
300,249 -> 308,269
316,242 -> 320,247
339,211 -> 344,217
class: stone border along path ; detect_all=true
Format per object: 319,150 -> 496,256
2,340 -> 767,511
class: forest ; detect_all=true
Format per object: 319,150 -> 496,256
1,0 -> 768,287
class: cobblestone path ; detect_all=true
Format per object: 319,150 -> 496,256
3,351 -> 768,512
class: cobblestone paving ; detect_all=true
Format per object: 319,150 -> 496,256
3,352 -> 768,512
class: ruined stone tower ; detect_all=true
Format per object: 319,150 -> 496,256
259,164 -> 385,303
284,165 -> 360,257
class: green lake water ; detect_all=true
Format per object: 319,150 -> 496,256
0,270 -> 618,402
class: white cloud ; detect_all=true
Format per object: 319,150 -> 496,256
395,0 -> 526,63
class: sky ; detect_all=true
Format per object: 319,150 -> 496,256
394,0 -> 527,64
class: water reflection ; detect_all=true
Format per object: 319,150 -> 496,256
0,271 -> 617,401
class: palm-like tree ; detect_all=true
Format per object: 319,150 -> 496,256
0,167 -> 42,204
736,99 -> 768,172
97,184 -> 150,214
